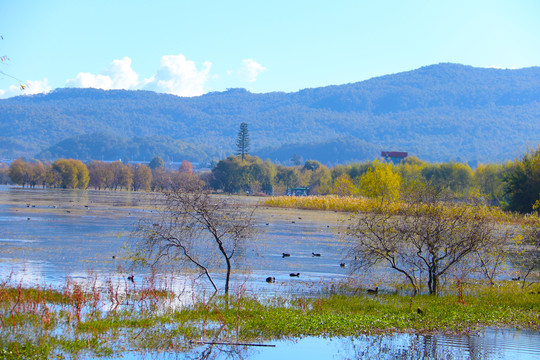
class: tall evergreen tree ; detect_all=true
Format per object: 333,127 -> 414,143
236,122 -> 250,161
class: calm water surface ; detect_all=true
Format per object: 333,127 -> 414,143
1,186 -> 538,359
0,185 -> 352,294
111,328 -> 540,360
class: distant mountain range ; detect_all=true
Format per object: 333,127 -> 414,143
1,63 -> 539,165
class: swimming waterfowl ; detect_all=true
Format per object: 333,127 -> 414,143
289,273 -> 300,277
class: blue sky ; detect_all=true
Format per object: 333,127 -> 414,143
1,0 -> 539,98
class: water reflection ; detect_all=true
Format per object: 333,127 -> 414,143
335,329 -> 540,360
103,329 -> 540,360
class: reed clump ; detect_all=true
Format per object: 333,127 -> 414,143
264,195 -> 529,224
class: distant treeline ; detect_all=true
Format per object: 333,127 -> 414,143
3,145 -> 539,213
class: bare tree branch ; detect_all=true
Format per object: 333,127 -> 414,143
132,180 -> 256,294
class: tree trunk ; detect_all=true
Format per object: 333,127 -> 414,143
428,267 -> 438,295
225,259 -> 231,294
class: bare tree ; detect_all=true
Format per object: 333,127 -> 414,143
133,180 -> 256,294
474,228 -> 511,286
347,187 -> 495,295
515,220 -> 540,288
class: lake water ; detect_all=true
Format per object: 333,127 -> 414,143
1,186 -> 538,359
107,328 -> 540,360
0,185 -> 354,296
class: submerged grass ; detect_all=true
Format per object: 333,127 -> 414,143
1,277 -> 538,358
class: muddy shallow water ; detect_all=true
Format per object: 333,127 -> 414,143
1,186 -> 539,359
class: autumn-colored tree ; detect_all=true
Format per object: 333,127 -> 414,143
331,173 -> 357,196
87,161 -> 107,190
73,160 -> 90,189
473,163 -> 505,204
25,161 -> 45,188
44,166 -> 62,188
179,160 -> 193,174
314,166 -> 333,194
132,164 -> 152,191
358,160 -> 402,204
247,159 -> 275,194
151,167 -> 170,191
421,162 -> 473,196
8,158 -> 25,186
51,159 -> 89,189
396,156 -> 426,191
109,161 -> 133,190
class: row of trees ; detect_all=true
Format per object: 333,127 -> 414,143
9,158 -> 90,189
5,145 -> 539,213
7,157 -> 195,192
210,155 -> 501,199
210,145 -> 540,214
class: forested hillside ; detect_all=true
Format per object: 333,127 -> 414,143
1,63 -> 539,164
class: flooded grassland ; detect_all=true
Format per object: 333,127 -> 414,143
1,186 -> 539,359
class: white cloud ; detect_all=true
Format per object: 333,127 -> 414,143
149,54 -> 212,97
0,86 -> 16,98
487,65 -> 518,70
66,57 -> 139,90
0,78 -> 51,98
64,54 -> 213,97
237,59 -> 266,82
1,54 -> 263,98
23,78 -> 52,95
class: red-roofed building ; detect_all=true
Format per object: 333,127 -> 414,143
381,151 -> 408,164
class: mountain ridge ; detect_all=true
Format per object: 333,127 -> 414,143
1,63 -> 539,164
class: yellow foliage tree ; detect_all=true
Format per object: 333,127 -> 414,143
52,159 -> 89,189
331,173 -> 357,196
358,160 -> 401,204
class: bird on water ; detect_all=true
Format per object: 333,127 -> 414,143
367,287 -> 378,294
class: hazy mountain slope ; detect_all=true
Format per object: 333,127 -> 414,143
1,63 -> 539,163
36,133 -> 211,162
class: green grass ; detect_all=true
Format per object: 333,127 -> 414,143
1,281 -> 539,358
